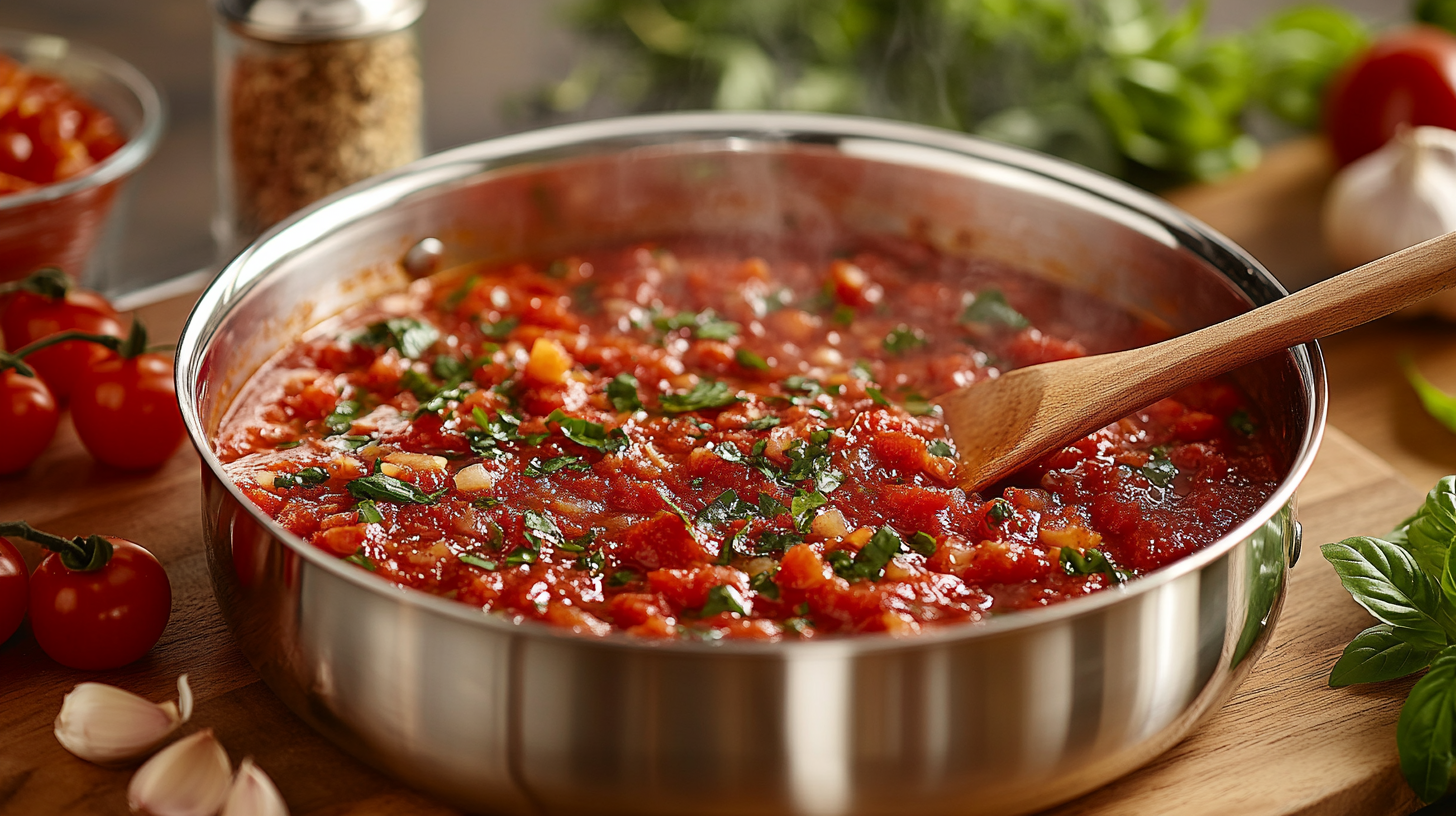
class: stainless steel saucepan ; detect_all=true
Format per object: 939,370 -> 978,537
176,112 -> 1323,816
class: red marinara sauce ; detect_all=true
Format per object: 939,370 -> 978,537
0,54 -> 126,194
215,238 -> 1282,641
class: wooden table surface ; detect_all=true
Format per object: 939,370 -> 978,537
3,137 -> 1456,815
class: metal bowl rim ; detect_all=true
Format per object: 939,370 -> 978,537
177,110 -> 1327,657
0,27 -> 166,211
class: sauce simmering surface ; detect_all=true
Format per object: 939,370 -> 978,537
215,238 -> 1282,640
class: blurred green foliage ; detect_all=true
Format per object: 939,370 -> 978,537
542,0 -> 1369,188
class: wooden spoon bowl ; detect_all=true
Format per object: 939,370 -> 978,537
938,230 -> 1456,490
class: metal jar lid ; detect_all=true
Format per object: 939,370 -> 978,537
215,0 -> 426,42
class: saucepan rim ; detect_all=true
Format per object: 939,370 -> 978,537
177,110 -> 1327,656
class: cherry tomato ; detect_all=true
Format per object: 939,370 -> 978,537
70,352 -> 186,470
0,536 -> 27,644
1324,26 -> 1456,166
0,368 -> 58,475
29,537 -> 171,670
1,285 -> 123,401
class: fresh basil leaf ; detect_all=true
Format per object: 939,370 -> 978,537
850,360 -> 874,382
659,379 -> 740,413
273,466 -> 330,489
909,531 -> 938,556
986,498 -> 1013,523
546,408 -> 611,451
714,442 -> 745,463
524,454 -> 591,477
344,549 -> 376,570
607,569 -> 640,587
1227,409 -> 1257,437
960,289 -> 1029,329
276,440 -> 303,450
1405,355 -> 1456,436
1320,537 -> 1447,648
750,569 -> 780,600
575,550 -> 605,573
1140,455 -> 1178,487
607,372 -> 643,413
356,500 -> 383,524
347,473 -> 442,505
831,304 -> 855,326
735,347 -> 769,371
1330,624 -> 1441,688
398,368 -> 437,400
756,530 -> 803,554
1059,547 -> 1128,584
442,275 -> 479,311
927,439 -> 954,458
701,584 -> 748,616
522,509 -> 563,550
846,526 -> 903,581
783,616 -> 811,635
359,317 -> 439,359
481,316 -> 519,340
459,553 -> 498,571
324,399 -> 362,436
1397,646 -> 1456,803
790,490 -> 828,532
505,546 -> 538,566
654,309 -> 740,341
472,496 -> 502,509
432,354 -> 478,385
866,386 -> 890,406
882,325 -> 928,354
744,416 -> 780,430
338,434 -> 371,450
758,493 -> 787,518
1407,477 -> 1456,582
698,489 -> 756,526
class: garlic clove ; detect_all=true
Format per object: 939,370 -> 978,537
128,728 -> 233,816
1323,126 -> 1456,271
221,758 -> 290,816
55,674 -> 193,765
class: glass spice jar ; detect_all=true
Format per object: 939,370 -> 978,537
212,0 -> 425,256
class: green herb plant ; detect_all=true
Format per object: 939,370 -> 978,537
1322,476 -> 1456,803
541,0 -> 1368,188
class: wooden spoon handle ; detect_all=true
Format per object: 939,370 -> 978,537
1122,229 -> 1456,398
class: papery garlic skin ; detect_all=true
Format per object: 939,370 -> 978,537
221,758 -> 290,816
1322,126 -> 1456,317
128,728 -> 232,816
55,674 -> 193,765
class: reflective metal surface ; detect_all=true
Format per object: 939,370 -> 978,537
177,113 -> 1326,816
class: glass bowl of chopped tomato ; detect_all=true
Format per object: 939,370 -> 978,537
0,29 -> 164,286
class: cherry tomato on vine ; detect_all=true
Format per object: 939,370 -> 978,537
0,367 -> 58,475
24,533 -> 171,670
0,536 -> 27,645
70,319 -> 185,470
0,268 -> 123,401
1324,26 -> 1456,166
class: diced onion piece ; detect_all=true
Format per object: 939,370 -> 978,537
454,463 -> 494,492
379,463 -> 405,478
525,337 -> 573,385
845,527 -> 874,548
385,451 -> 448,472
809,508 -> 851,540
254,471 -> 276,489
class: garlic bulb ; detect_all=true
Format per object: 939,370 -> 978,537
1322,126 -> 1456,317
221,758 -> 290,816
128,728 -> 232,816
55,675 -> 193,765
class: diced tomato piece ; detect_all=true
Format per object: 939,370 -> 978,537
614,512 -> 713,570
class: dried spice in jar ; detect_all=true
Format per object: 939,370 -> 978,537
213,0 -> 425,252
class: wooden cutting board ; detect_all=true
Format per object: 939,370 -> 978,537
0,139 -> 1441,814
0,396 -> 1431,815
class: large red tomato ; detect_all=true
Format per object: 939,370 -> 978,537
71,351 -> 186,470
28,536 -> 171,670
1,271 -> 123,401
1324,26 -> 1456,166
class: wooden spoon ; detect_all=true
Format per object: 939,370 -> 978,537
938,230 -> 1456,491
